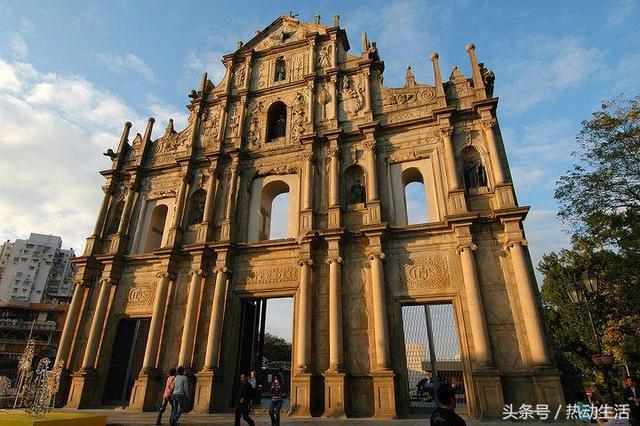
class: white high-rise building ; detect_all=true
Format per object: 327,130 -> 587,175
0,233 -> 76,303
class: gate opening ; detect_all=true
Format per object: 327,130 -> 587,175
103,317 -> 150,405
401,303 -> 467,414
234,297 -> 293,410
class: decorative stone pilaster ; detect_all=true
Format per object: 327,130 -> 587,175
85,185 -> 112,255
194,261 -> 230,413
197,165 -> 218,243
110,181 -> 138,253
364,137 -> 381,223
327,145 -> 341,228
290,258 -> 313,417
221,158 -> 239,240
178,268 -> 205,368
55,280 -> 86,369
299,152 -> 314,233
439,125 -> 467,214
166,169 -> 190,247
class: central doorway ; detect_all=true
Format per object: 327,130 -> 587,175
234,297 -> 293,410
103,317 -> 150,405
401,303 -> 467,414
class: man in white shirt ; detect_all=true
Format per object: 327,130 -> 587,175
170,366 -> 189,426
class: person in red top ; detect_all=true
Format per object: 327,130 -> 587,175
156,368 -> 176,425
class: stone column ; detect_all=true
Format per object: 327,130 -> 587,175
92,186 -> 112,237
203,267 -> 229,370
481,118 -> 506,184
117,183 -> 137,234
327,257 -> 344,370
365,141 -> 378,202
55,281 -> 86,368
178,269 -> 204,368
81,278 -> 113,370
296,259 -> 313,371
362,68 -> 372,114
369,253 -> 389,369
302,153 -> 314,210
173,173 -> 189,229
221,159 -> 238,240
307,39 -> 316,75
440,126 -> 461,190
329,75 -> 338,124
507,240 -> 550,366
328,148 -> 340,207
142,273 -> 171,369
458,245 -> 493,366
203,169 -> 218,223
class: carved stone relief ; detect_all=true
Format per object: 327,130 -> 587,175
125,282 -> 156,313
200,107 -> 220,147
235,266 -> 298,287
398,256 -> 450,290
290,92 -> 307,141
317,43 -> 332,69
338,75 -> 365,120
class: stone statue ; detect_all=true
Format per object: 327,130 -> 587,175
274,113 -> 286,138
464,158 -> 487,189
367,42 -> 379,61
349,179 -> 366,204
275,58 -> 286,81
190,196 -> 205,225
479,63 -> 495,97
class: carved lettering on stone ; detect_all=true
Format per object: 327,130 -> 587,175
399,256 -> 450,289
126,282 -> 156,312
236,267 -> 298,287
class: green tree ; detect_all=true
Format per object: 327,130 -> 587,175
262,332 -> 291,363
540,94 -> 640,396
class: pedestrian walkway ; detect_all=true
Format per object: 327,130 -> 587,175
51,408 -> 568,425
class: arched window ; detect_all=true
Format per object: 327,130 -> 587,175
344,165 -> 366,206
274,57 -> 286,82
402,168 -> 428,224
267,102 -> 287,141
143,205 -> 168,252
259,181 -> 290,240
187,189 -> 206,226
106,200 -> 124,235
462,147 -> 488,190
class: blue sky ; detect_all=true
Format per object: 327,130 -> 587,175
1,0 -> 638,281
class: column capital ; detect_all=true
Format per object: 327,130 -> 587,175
456,243 -> 478,253
481,118 -> 497,130
73,280 -> 89,288
368,252 -> 385,262
297,259 -> 314,267
363,140 -> 376,151
328,147 -> 340,157
214,266 -> 231,275
439,126 -> 454,139
156,272 -> 175,280
326,256 -> 343,264
302,152 -> 314,162
505,238 -> 528,250
190,268 -> 207,277
101,184 -> 113,195
98,277 -> 116,286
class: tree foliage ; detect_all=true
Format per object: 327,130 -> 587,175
541,94 -> 640,395
262,332 -> 291,363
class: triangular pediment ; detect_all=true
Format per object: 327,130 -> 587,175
239,16 -> 327,53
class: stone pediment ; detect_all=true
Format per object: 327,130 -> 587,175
147,118 -> 194,166
239,16 -> 326,53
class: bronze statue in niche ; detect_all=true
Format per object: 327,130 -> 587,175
275,57 -> 286,81
267,102 -> 287,140
464,158 -> 488,189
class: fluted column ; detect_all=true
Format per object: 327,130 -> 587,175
296,259 -> 313,372
369,253 -> 390,369
142,273 -> 171,369
328,148 -> 340,207
481,118 -> 506,184
81,278 -> 113,369
178,269 -> 203,367
458,245 -> 493,366
327,257 -> 343,371
203,267 -> 229,370
365,140 -> 378,201
55,281 -> 86,368
117,183 -> 137,234
440,126 -> 462,190
302,153 -> 314,210
92,186 -> 112,237
508,240 -> 550,365
172,173 -> 189,229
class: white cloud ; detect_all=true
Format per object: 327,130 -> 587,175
183,50 -> 226,86
98,53 -> 160,83
497,36 -> 605,115
512,119 -> 576,161
0,56 -> 186,251
607,0 -> 636,26
524,209 -> 571,284
9,32 -> 28,58
612,51 -> 640,94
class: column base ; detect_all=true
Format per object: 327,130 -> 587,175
493,183 -> 516,209
372,370 -> 396,419
165,226 -> 181,247
327,206 -> 341,229
127,368 -> 160,412
83,236 -> 99,256
323,370 -> 346,418
66,368 -> 99,409
289,372 -> 312,417
193,369 -> 217,414
196,222 -> 209,243
220,220 -> 231,241
300,209 -> 314,233
530,366 -> 564,408
366,201 -> 381,224
472,368 -> 504,420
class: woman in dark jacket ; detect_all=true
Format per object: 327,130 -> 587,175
268,376 -> 285,426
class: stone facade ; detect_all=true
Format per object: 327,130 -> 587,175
56,15 -> 563,418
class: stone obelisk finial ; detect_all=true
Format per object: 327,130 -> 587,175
334,14 -> 340,27
430,52 -> 446,100
465,43 -> 486,99
361,32 -> 369,54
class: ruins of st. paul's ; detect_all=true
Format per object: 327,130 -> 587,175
55,15 -> 564,419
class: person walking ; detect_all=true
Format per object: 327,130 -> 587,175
268,376 -> 285,426
170,366 -> 189,426
235,373 -> 256,426
156,368 -> 176,425
249,370 -> 261,408
430,382 -> 466,426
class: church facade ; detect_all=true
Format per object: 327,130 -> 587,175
56,15 -> 564,418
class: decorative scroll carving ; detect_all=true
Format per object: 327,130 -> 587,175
317,83 -> 332,121
236,266 -> 299,287
399,256 -> 450,289
255,24 -> 304,51
339,75 -> 365,118
148,117 -> 193,165
290,92 -> 307,141
228,108 -> 240,138
200,108 -> 220,145
147,189 -> 177,200
292,53 -> 305,80
233,65 -> 246,89
388,148 -> 431,163
246,100 -> 265,148
126,282 -> 156,312
317,43 -> 332,69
